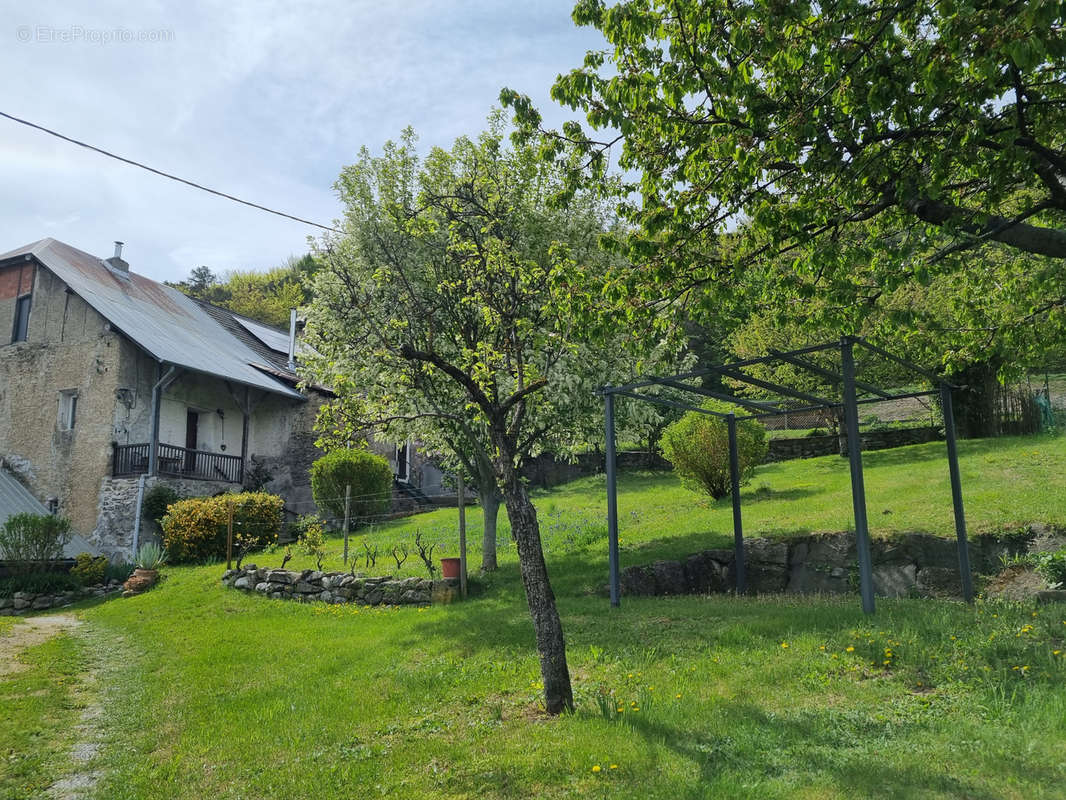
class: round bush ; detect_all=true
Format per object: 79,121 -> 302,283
160,492 -> 283,563
659,400 -> 768,500
310,449 -> 393,524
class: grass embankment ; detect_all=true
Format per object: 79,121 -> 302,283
2,433 -> 1064,798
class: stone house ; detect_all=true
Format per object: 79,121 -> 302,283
0,238 -> 445,560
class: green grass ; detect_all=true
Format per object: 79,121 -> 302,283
10,433 -> 1066,798
278,433 -> 1066,593
0,631 -> 87,800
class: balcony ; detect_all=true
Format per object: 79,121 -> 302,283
112,442 -> 244,484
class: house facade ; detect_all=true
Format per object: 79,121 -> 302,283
0,238 -> 453,560
0,238 -> 333,559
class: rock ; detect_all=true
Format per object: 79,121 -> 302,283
254,582 -> 270,593
430,581 -> 457,604
364,589 -> 384,606
873,564 -> 917,597
0,608 -> 15,616
619,565 -> 657,596
745,539 -> 788,566
787,563 -> 850,595
916,566 -> 964,597
13,592 -> 28,601
871,539 -> 911,566
649,560 -> 686,595
903,534 -> 961,571
321,576 -> 334,590
243,564 -> 257,573
294,582 -> 318,594
31,597 -> 53,610
339,575 -> 355,587
335,587 -> 353,600
318,591 -> 332,603
400,589 -> 430,604
804,534 -> 855,568
13,598 -> 32,610
0,597 -> 11,609
1036,590 -> 1066,604
269,591 -> 285,600
308,571 -> 324,583
234,576 -> 254,590
221,569 -> 238,581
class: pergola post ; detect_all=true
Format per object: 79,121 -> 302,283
605,392 -> 621,607
727,413 -> 746,594
841,338 -> 876,615
940,383 -> 974,603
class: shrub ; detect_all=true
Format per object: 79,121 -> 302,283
1034,548 -> 1066,588
70,552 -> 108,585
105,559 -> 134,583
134,542 -> 168,571
142,484 -> 183,525
0,513 -> 73,574
659,401 -> 768,500
160,492 -> 283,563
0,571 -> 81,598
310,449 -> 393,524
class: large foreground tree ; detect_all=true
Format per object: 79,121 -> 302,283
503,0 -> 1066,368
304,121 -> 680,713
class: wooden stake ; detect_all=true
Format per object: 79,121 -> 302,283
458,471 -> 467,598
226,498 -> 235,569
342,484 -> 352,565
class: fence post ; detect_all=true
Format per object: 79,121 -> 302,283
841,337 -> 876,615
342,484 -> 351,565
226,499 -> 235,570
458,471 -> 468,598
727,413 -> 746,594
605,392 -> 621,607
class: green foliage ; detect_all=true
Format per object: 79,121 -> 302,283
169,254 -> 318,327
1033,548 -> 1066,588
134,542 -> 168,571
160,493 -> 283,563
507,0 -> 1066,374
310,449 -> 393,524
291,515 -> 327,561
0,513 -> 72,574
659,402 -> 768,500
142,484 -> 183,525
105,559 -> 134,583
0,570 -> 81,598
69,552 -> 108,586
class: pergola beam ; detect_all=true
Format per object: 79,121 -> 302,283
769,349 -> 894,399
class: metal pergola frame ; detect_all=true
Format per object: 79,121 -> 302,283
602,336 -> 973,615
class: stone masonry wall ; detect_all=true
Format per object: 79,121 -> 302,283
616,529 -> 1052,600
765,427 -> 942,462
221,565 -> 461,606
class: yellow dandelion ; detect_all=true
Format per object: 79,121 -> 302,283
609,764 -> 618,770
846,646 -> 855,653
819,645 -> 826,651
675,693 -> 682,699
781,642 -> 790,649
592,765 -> 601,773
1054,650 -> 1062,656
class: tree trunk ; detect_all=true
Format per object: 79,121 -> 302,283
498,461 -> 573,714
480,485 -> 501,572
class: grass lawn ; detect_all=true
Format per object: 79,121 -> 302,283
2,433 -> 1065,799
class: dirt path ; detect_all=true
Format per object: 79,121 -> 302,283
0,614 -> 108,799
0,613 -> 81,676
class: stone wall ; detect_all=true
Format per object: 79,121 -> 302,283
0,579 -> 123,615
616,529 -> 1044,600
766,427 -> 942,462
221,565 -> 461,606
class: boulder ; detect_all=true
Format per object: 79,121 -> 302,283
1036,590 -> 1066,604
430,581 -> 457,604
234,576 -> 254,590
401,589 -> 431,604
294,581 -> 318,594
873,564 -> 917,597
650,560 -> 687,595
619,565 -> 657,596
364,589 -> 384,606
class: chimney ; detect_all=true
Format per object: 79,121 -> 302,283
106,240 -> 129,273
287,308 -> 298,371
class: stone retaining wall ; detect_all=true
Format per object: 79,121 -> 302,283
0,580 -> 123,615
766,427 -> 942,462
221,565 -> 460,606
616,529 -> 1054,600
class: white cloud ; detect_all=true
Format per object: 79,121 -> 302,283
0,0 -> 603,282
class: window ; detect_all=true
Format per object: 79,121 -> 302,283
58,390 -> 78,431
11,294 -> 30,343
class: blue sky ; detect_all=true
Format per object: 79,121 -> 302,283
0,1 -> 604,282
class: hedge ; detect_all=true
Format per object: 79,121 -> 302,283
160,492 -> 283,563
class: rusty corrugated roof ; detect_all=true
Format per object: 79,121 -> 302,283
0,238 -> 303,400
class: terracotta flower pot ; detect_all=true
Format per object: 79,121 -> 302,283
440,558 -> 461,579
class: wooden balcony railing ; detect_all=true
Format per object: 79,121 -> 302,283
112,442 -> 244,484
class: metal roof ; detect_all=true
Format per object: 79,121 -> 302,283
0,239 -> 303,400
0,468 -> 99,557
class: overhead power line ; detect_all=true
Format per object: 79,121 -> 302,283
0,109 -> 342,234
